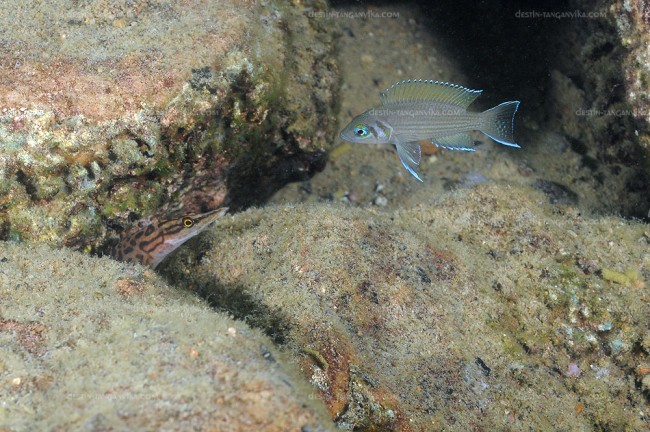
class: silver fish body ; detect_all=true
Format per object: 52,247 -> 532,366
340,80 -> 520,181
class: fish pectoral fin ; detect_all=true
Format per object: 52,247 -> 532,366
432,133 -> 476,152
395,141 -> 424,182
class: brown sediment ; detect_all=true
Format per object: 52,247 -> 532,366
0,56 -> 184,121
115,278 -> 146,297
0,318 -> 48,356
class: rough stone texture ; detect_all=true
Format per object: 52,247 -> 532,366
0,241 -> 335,431
522,0 -> 650,218
166,183 -> 649,431
548,0 -> 650,216
0,0 -> 338,250
612,0 -> 650,154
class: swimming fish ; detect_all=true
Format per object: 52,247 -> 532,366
339,80 -> 520,181
110,207 -> 228,268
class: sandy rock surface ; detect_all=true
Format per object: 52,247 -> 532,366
167,183 -> 649,431
0,241 -> 335,431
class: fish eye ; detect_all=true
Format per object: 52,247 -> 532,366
354,124 -> 369,137
182,217 -> 194,228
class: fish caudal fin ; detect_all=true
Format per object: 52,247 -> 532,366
479,101 -> 520,148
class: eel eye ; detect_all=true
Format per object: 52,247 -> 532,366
182,217 -> 194,228
354,124 -> 369,138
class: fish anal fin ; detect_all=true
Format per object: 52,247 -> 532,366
432,133 -> 476,152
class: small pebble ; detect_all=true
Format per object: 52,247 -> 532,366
609,340 -> 624,354
636,364 -> 650,376
591,364 -> 609,379
567,362 -> 581,377
373,196 -> 388,207
596,322 -> 612,332
577,257 -> 598,274
360,54 -> 374,67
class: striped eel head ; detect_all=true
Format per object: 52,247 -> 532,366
111,207 -> 228,268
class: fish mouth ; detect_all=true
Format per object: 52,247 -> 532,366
339,131 -> 347,141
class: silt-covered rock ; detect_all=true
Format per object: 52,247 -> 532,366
0,241 -> 335,431
166,183 -> 649,431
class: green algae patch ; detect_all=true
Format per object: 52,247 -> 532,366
0,241 -> 334,431
329,143 -> 353,160
601,267 -> 642,287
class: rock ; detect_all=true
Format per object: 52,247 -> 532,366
549,70 -> 586,141
612,0 -> 650,155
533,179 -> 579,205
372,195 -> 388,207
0,0 -> 339,250
166,183 -> 649,431
0,241 -> 334,431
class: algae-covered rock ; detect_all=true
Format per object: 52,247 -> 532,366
0,242 -> 335,431
167,183 -> 649,431
536,0 -> 650,218
612,0 -> 650,157
0,0 -> 338,250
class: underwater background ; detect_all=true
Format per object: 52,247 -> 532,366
0,0 -> 648,430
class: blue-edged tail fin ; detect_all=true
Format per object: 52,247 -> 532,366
479,101 -> 520,148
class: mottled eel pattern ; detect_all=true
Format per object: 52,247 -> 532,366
110,165 -> 229,268
110,208 -> 227,268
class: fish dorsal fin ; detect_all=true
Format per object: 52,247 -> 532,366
380,80 -> 482,108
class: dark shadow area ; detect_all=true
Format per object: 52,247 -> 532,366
156,233 -> 293,345
200,281 -> 292,346
413,0 -> 566,111
224,148 -> 327,211
168,270 -> 293,346
217,71 -> 329,212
